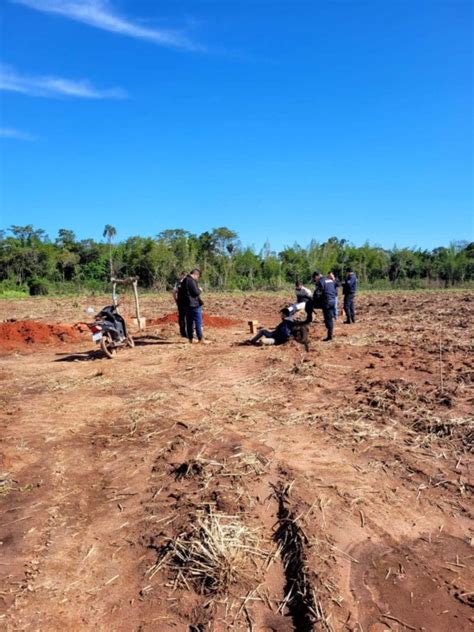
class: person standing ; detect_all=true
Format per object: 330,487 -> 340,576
327,271 -> 340,320
179,268 -> 208,344
311,271 -> 337,341
172,271 -> 187,338
342,267 -> 357,324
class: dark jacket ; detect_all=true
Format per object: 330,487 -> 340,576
342,273 -> 357,296
273,318 -> 295,344
178,275 -> 201,308
314,278 -> 336,306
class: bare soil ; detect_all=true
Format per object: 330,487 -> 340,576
0,291 -> 473,631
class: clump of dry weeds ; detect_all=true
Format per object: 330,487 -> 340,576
157,511 -> 265,595
411,415 -> 474,450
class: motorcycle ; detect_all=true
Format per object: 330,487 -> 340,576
88,304 -> 135,358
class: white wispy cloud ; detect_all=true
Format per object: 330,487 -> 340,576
0,127 -> 37,140
13,0 -> 200,51
0,64 -> 127,98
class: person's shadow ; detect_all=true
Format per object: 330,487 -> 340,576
54,349 -> 103,362
132,334 -> 179,347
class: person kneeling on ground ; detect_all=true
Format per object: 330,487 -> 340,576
247,309 -> 295,346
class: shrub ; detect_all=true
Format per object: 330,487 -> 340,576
28,278 -> 50,296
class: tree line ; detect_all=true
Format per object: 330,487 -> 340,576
0,224 -> 472,295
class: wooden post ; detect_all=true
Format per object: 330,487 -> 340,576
110,276 -> 142,330
248,320 -> 258,334
132,279 -> 142,331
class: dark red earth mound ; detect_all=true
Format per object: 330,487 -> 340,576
148,313 -> 240,329
0,320 -> 86,351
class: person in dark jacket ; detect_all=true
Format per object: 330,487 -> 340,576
318,271 -> 337,340
172,271 -> 187,338
342,268 -> 357,324
248,309 -> 295,346
307,271 -> 336,341
178,268 -> 207,343
327,271 -> 341,319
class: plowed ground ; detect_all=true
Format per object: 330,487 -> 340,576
0,291 -> 473,631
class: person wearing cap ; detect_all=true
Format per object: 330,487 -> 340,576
247,309 -> 296,346
342,267 -> 357,324
178,268 -> 208,344
307,271 -> 336,341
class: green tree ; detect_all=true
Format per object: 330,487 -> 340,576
103,224 -> 117,279
55,229 -> 77,250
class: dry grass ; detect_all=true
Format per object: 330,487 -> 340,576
172,451 -> 270,484
411,415 -> 474,449
157,511 -> 264,595
331,409 -> 399,443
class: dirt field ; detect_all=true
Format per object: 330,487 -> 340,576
0,291 -> 473,632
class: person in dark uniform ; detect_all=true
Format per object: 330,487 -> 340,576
306,271 -> 336,340
327,271 -> 341,319
317,271 -> 337,341
172,271 -> 187,338
342,268 -> 357,324
178,268 -> 208,343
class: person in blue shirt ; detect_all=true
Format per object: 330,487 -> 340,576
247,309 -> 296,346
342,268 -> 357,324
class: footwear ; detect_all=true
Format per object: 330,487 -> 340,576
188,339 -> 194,343
343,321 -> 351,324
323,336 -> 333,342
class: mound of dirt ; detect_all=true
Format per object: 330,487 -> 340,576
148,312 -> 240,328
0,320 -> 86,352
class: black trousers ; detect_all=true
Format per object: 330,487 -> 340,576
322,302 -> 334,338
178,303 -> 188,337
305,299 -> 314,322
343,294 -> 355,322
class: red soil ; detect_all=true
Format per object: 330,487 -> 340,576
147,312 -> 240,328
0,311 -> 238,353
0,320 -> 86,351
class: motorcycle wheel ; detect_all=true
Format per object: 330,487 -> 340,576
126,335 -> 135,348
100,333 -> 117,359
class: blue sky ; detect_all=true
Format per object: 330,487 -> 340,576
1,0 -> 472,252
